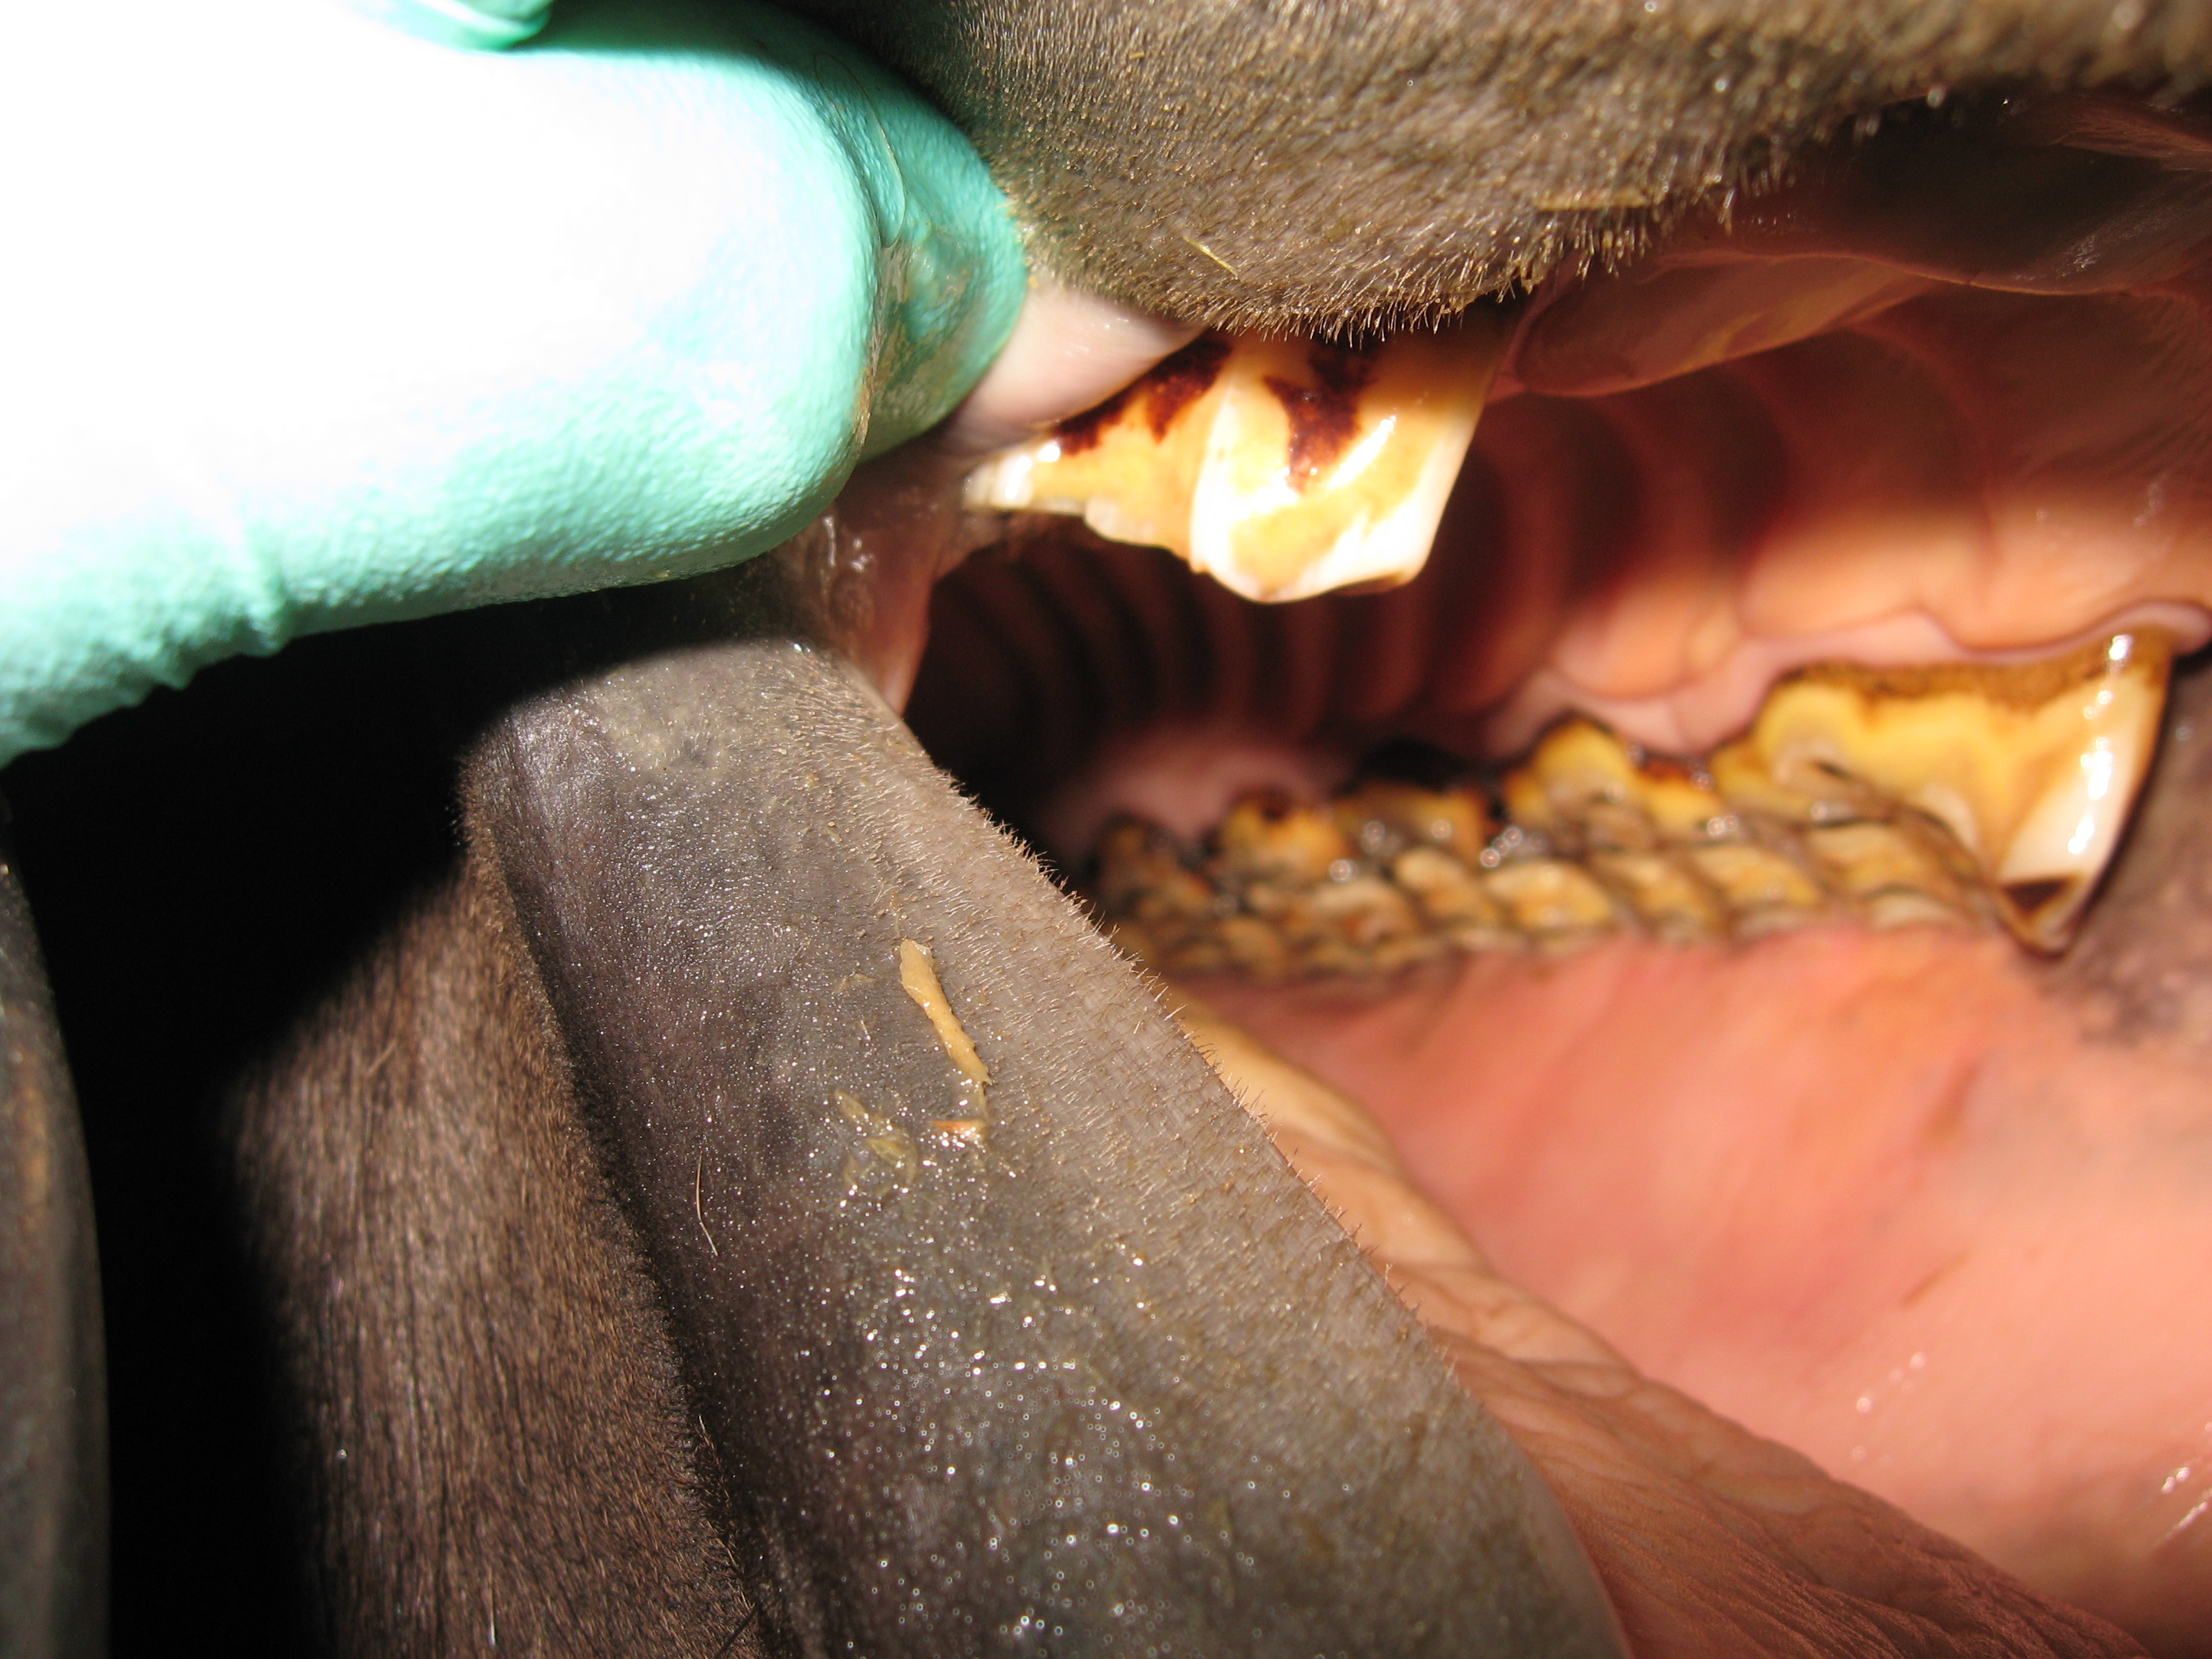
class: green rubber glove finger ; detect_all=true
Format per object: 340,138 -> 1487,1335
0,0 -> 1027,767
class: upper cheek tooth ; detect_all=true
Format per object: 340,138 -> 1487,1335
963,315 -> 1511,603
1709,629 -> 2177,952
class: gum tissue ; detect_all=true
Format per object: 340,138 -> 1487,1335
1094,630 -> 2175,979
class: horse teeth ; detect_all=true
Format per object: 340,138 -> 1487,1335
1390,846 -> 1508,930
1087,629 -> 2177,975
964,317 -> 1511,602
1709,630 -> 2175,953
1478,858 -> 1620,943
1502,716 -> 1730,850
1683,844 -> 1828,935
1213,791 -> 1359,885
1586,850 -> 1728,942
1797,821 -> 1981,930
1331,778 -> 1496,861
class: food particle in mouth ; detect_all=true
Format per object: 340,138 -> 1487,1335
897,938 -> 993,1129
1090,631 -> 2174,976
963,317 -> 1511,603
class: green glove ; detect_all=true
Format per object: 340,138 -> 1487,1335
0,0 -> 1027,765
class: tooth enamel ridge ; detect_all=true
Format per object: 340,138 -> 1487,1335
1091,631 -> 2175,977
965,318 -> 1511,604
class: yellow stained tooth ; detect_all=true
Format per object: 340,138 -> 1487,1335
964,315 -> 1511,603
1211,793 -> 1356,886
1391,846 -> 1504,925
1330,778 -> 1494,860
1710,631 -> 2175,952
1502,716 -> 1731,846
1482,858 -> 1619,942
1798,820 -> 1978,931
1684,844 -> 1827,935
1588,850 -> 1729,941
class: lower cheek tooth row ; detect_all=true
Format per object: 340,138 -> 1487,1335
1091,629 -> 2175,978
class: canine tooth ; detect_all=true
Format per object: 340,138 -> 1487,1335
965,317 -> 1511,603
1482,858 -> 1619,942
1711,631 -> 2175,951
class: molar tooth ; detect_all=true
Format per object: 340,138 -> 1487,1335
1215,914 -> 1295,982
1161,933 -> 1233,976
965,316 -> 1511,603
1213,792 -> 1357,886
1503,716 -> 1731,850
1481,857 -> 1620,945
1588,850 -> 1729,942
1391,845 -> 1502,923
1711,631 -> 2175,951
1798,820 -> 1982,931
1305,873 -> 1425,948
1683,843 -> 1827,937
1331,778 -> 1494,861
1094,817 -> 1220,934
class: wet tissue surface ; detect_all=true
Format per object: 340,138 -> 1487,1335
904,426 -> 2212,1653
907,534 -> 2212,1647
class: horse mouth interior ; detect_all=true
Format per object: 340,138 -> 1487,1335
862,89 -> 2212,1655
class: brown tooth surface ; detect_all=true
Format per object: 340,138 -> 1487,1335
1087,635 -> 2178,976
1391,846 -> 1508,930
1503,716 -> 1731,850
1215,914 -> 1295,982
1307,873 -> 1426,948
1095,817 -> 1221,937
965,318 -> 1510,603
1159,930 -> 1232,977
1709,630 -> 2176,952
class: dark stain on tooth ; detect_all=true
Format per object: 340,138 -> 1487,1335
1050,381 -> 1138,455
2003,876 -> 2075,918
1141,333 -> 1233,436
1267,342 -> 1375,488
1049,333 -> 1232,455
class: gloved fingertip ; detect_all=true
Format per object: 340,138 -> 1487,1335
721,3 -> 1028,458
346,0 -> 549,50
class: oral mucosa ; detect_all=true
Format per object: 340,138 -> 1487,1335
879,95 -> 2212,1653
